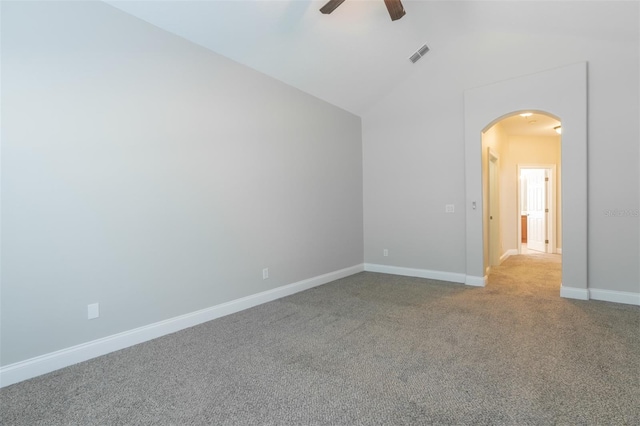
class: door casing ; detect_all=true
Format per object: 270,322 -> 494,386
518,165 -> 557,254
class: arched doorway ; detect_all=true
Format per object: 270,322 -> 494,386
463,63 -> 588,300
481,111 -> 563,288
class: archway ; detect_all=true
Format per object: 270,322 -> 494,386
481,111 -> 563,289
463,63 -> 588,300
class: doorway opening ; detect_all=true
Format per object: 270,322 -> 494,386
518,166 -> 557,255
481,111 -> 562,289
464,62 -> 587,299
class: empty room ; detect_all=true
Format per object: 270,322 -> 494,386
1,0 -> 639,424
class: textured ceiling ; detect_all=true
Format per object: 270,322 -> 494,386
104,0 -> 638,116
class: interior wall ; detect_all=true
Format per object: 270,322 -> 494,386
362,1 -> 638,294
1,1 -> 363,366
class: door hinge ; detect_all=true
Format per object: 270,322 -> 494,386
545,239 -> 549,244
545,208 -> 549,213
545,177 -> 549,181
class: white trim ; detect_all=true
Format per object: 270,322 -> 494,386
465,275 -> 487,287
556,248 -> 562,254
0,264 -> 364,388
500,249 -> 518,262
560,285 -> 589,300
487,148 -> 501,268
363,263 -> 486,287
589,289 -> 640,306
364,263 -> 466,283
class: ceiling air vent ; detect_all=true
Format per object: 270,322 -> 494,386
409,44 -> 430,63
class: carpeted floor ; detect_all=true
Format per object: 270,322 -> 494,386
1,254 -> 639,425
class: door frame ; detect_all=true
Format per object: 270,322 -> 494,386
517,164 -> 557,255
488,149 -> 501,268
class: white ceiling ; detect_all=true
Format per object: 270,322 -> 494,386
498,113 -> 561,138
104,0 -> 638,116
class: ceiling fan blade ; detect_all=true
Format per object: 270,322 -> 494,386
384,0 -> 406,21
320,0 -> 347,14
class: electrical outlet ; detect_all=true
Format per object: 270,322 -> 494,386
262,268 -> 269,280
383,249 -> 389,257
445,204 -> 455,213
88,303 -> 99,320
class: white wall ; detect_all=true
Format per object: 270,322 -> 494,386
363,1 -> 639,294
1,1 -> 363,367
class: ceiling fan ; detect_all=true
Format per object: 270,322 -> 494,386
320,0 -> 406,21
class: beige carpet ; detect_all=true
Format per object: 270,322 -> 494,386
487,251 -> 562,298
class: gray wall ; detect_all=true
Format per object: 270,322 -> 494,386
1,1 -> 363,366
363,1 -> 639,293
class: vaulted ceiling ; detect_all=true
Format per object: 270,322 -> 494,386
105,1 -> 638,116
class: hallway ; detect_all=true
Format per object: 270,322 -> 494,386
487,252 -> 562,299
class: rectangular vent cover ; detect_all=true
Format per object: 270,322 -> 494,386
409,44 -> 430,63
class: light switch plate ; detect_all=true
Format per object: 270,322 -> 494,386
88,303 -> 99,320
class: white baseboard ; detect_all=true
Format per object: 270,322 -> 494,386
364,263 -> 466,284
500,249 -> 518,262
0,264 -> 364,388
560,285 -> 639,305
589,288 -> 640,306
560,285 -> 589,300
364,263 -> 486,287
465,275 -> 487,287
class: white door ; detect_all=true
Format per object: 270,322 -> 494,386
524,169 -> 547,252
